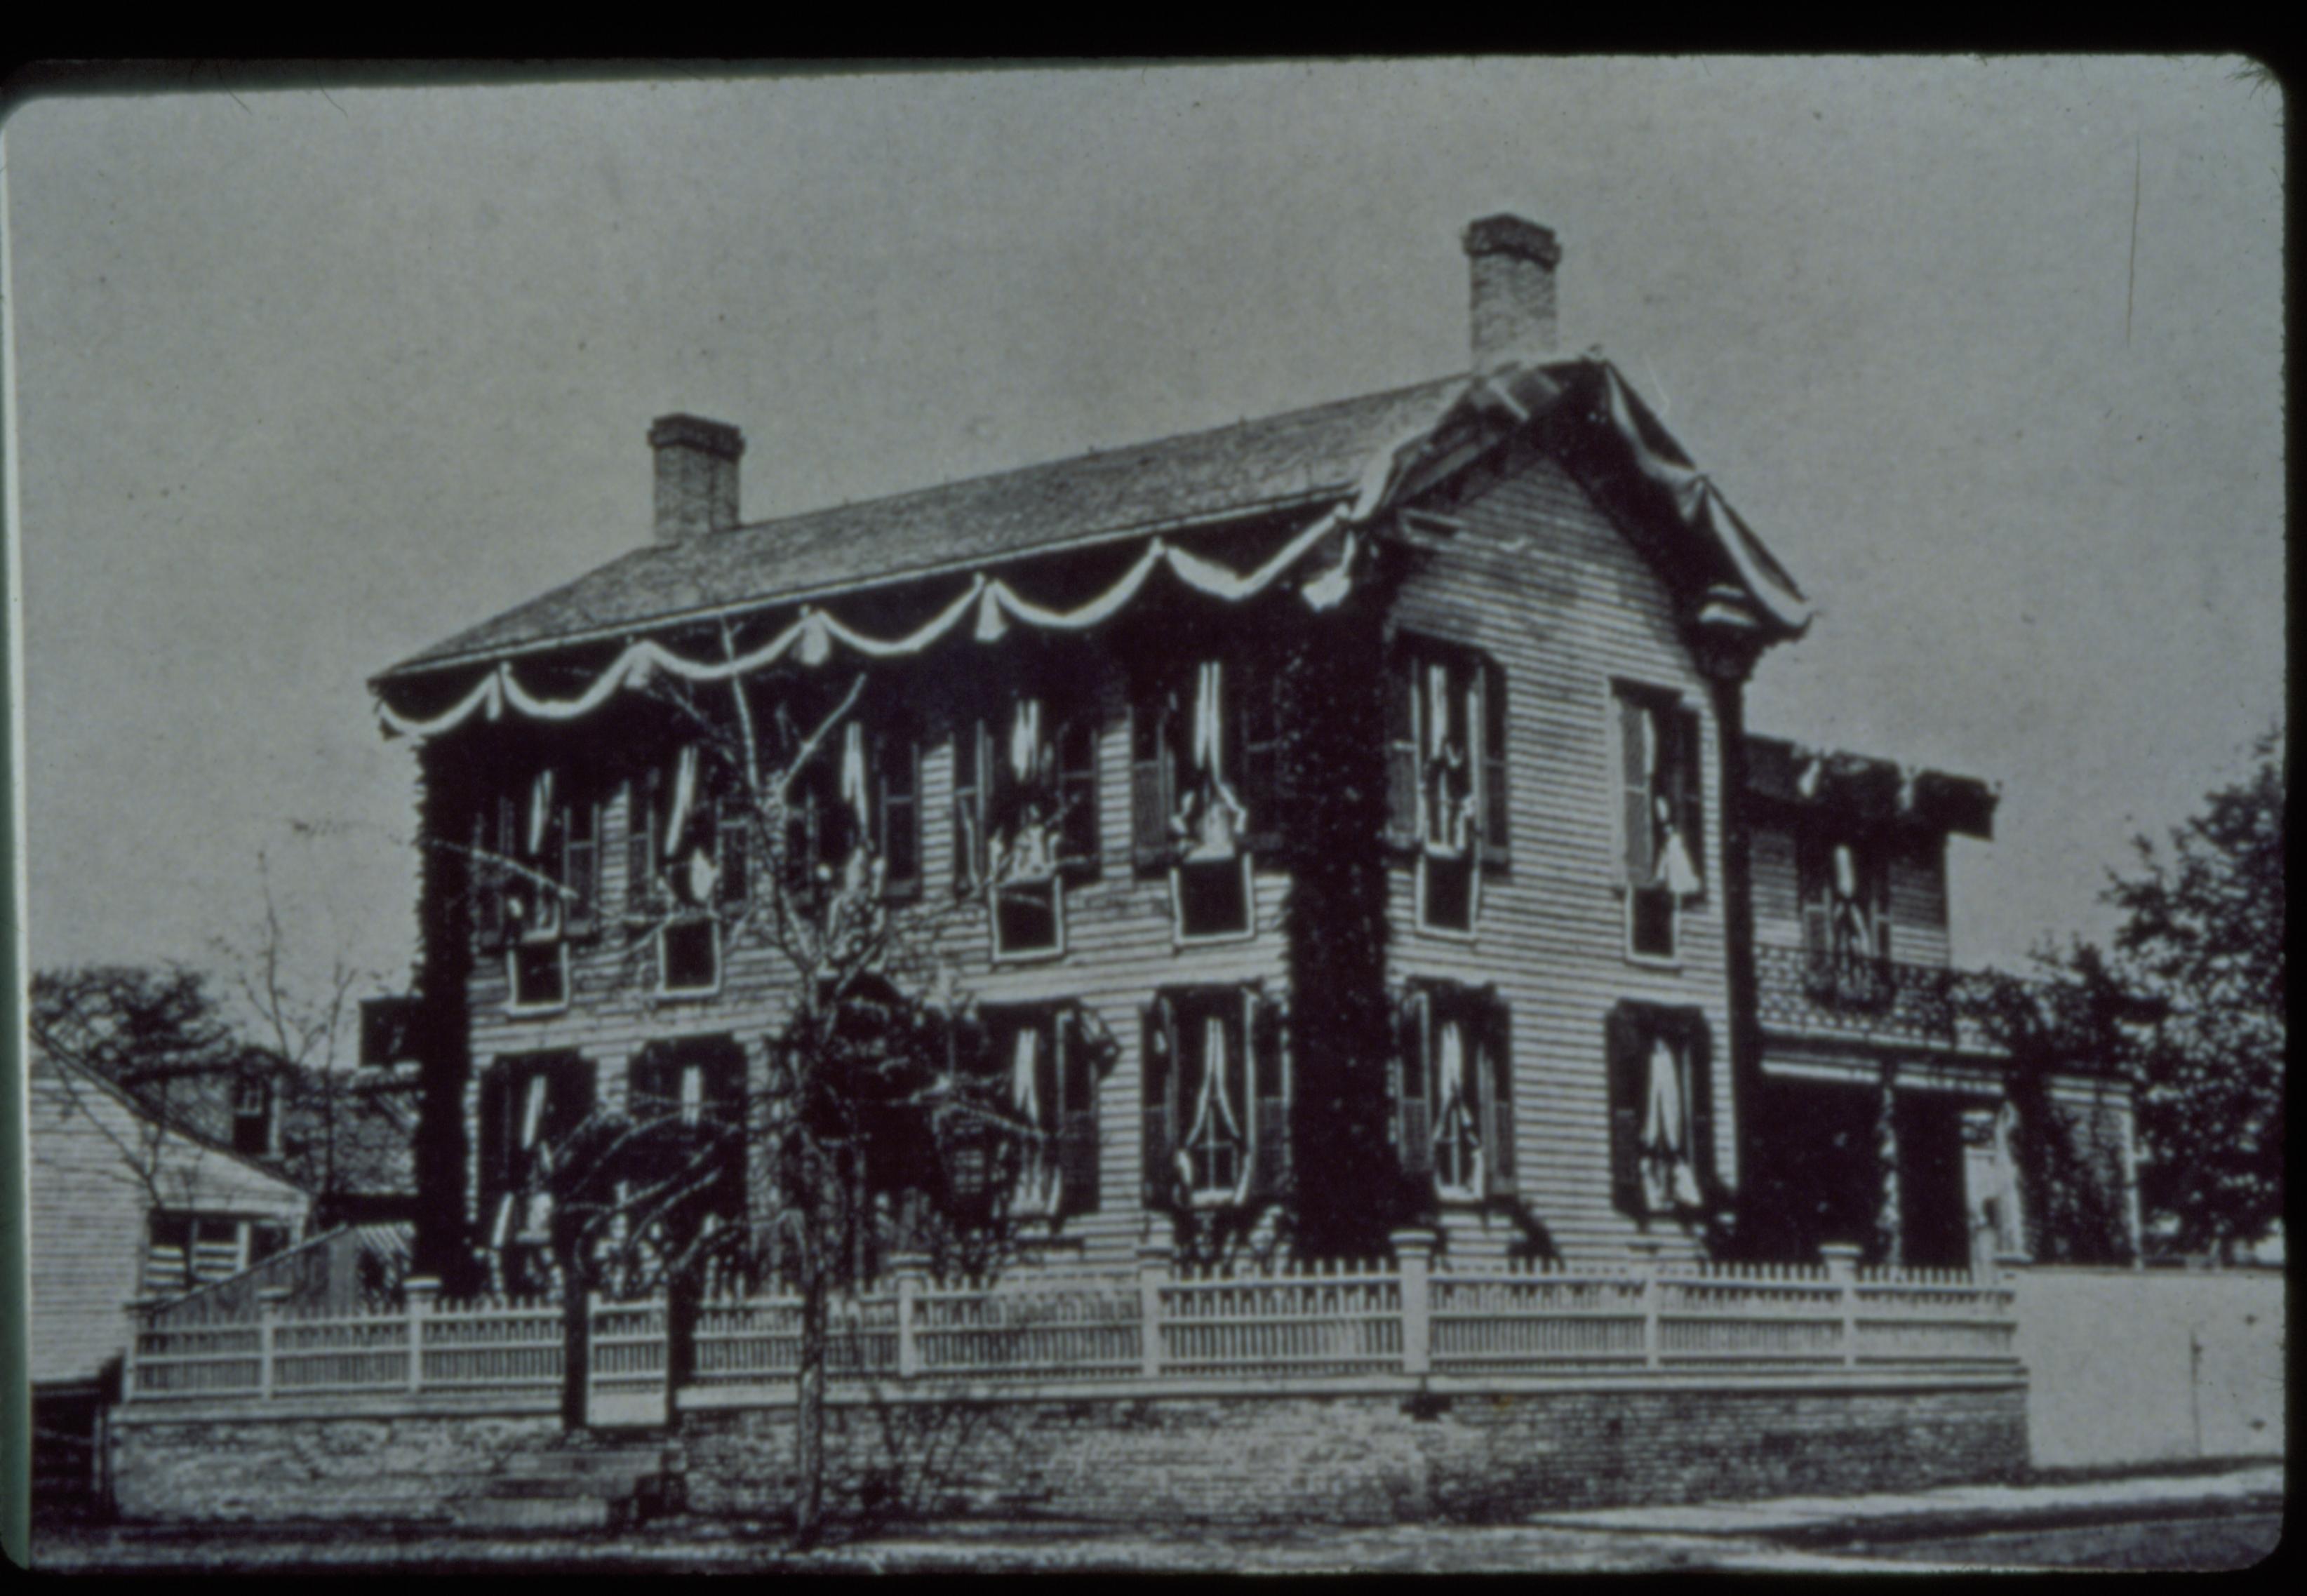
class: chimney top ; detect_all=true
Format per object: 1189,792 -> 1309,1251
648,413 -> 746,461
648,413 -> 744,543
1462,213 -> 1562,370
1462,213 -> 1562,269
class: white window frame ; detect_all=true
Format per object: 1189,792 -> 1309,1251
1610,679 -> 1700,970
1176,990 -> 1256,1208
988,874 -> 1069,964
1414,852 -> 1481,943
1427,1010 -> 1485,1201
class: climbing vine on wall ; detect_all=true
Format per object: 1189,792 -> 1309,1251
1273,561 -> 1415,1260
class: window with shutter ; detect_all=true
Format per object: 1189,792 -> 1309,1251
1605,1005 -> 1645,1217
953,718 -> 987,896
1173,988 -> 1252,1205
625,767 -> 662,920
1140,995 -> 1177,1208
984,1005 -> 1064,1216
1057,1008 -> 1101,1217
480,1051 -> 595,1252
1394,641 -> 1509,926
564,794 -> 601,938
1429,1005 -> 1484,1199
1130,693 -> 1176,874
1239,668 -> 1284,854
1615,685 -> 1705,961
1056,715 -> 1100,878
1394,988 -> 1433,1185
1481,996 -> 1518,1198
877,730 -> 922,900
1400,983 -> 1514,1202
1480,659 -> 1511,870
1247,993 -> 1290,1204
1798,834 -> 1893,1007
1384,655 -> 1420,850
1603,1003 -> 1718,1218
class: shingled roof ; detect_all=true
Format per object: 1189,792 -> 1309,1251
386,375 -> 1470,677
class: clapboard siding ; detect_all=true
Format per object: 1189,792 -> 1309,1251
1751,822 -> 1953,969
29,1056 -> 310,1387
460,654 -> 1285,1271
1386,454 -> 1732,1266
456,454 -> 1755,1274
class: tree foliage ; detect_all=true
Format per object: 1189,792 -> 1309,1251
1981,727 -> 2284,1261
2104,728 -> 2285,1257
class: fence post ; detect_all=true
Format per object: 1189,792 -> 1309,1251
890,1252 -> 930,1381
257,1284 -> 292,1400
1390,1228 -> 1437,1376
1137,1240 -> 1172,1381
1629,1239 -> 1666,1370
1821,1242 -> 1864,1368
122,1299 -> 154,1404
405,1275 -> 440,1396
1992,1249 -> 2028,1358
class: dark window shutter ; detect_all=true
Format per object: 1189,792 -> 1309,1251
1140,996 -> 1176,1207
473,810 -> 507,953
1606,1005 -> 1646,1216
1130,697 -> 1175,873
627,769 -> 662,918
1241,668 -> 1283,854
1802,904 -> 1833,986
1671,704 -> 1704,892
1057,713 -> 1101,878
563,797 -> 600,939
1684,1013 -> 1718,1200
952,720 -> 984,897
1057,1010 -> 1099,1216
1384,655 -> 1419,850
714,798 -> 748,911
1248,993 -> 1289,1202
1481,993 -> 1517,1198
543,1054 -> 595,1148
628,1045 -> 672,1125
878,732 -> 921,901
1618,693 -> 1654,887
1395,990 -> 1433,1185
479,1066 -> 513,1216
1480,659 -> 1511,871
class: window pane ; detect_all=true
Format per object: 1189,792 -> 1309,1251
1175,855 -> 1250,940
662,920 -> 718,991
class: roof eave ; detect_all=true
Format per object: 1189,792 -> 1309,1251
371,483 -> 1350,689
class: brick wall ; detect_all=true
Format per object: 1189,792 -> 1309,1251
112,1379 -> 2024,1526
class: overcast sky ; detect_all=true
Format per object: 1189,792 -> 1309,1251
4,59 -> 2284,1015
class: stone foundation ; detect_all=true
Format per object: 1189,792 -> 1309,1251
112,1377 -> 2025,1526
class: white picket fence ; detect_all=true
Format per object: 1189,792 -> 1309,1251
124,1246 -> 2018,1409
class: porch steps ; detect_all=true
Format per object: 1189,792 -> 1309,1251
450,1443 -> 676,1531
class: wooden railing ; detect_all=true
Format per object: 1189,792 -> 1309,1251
125,1242 -> 2018,1409
126,1284 -> 565,1404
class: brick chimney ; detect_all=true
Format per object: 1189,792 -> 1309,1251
648,413 -> 745,542
1462,214 -> 1561,370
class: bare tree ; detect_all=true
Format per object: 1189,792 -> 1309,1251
475,648 -> 1037,1543
29,965 -> 278,1294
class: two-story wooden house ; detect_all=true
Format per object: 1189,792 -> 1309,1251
369,214 -> 2134,1292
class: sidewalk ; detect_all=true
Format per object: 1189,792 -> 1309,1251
1525,1459 -> 2285,1546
